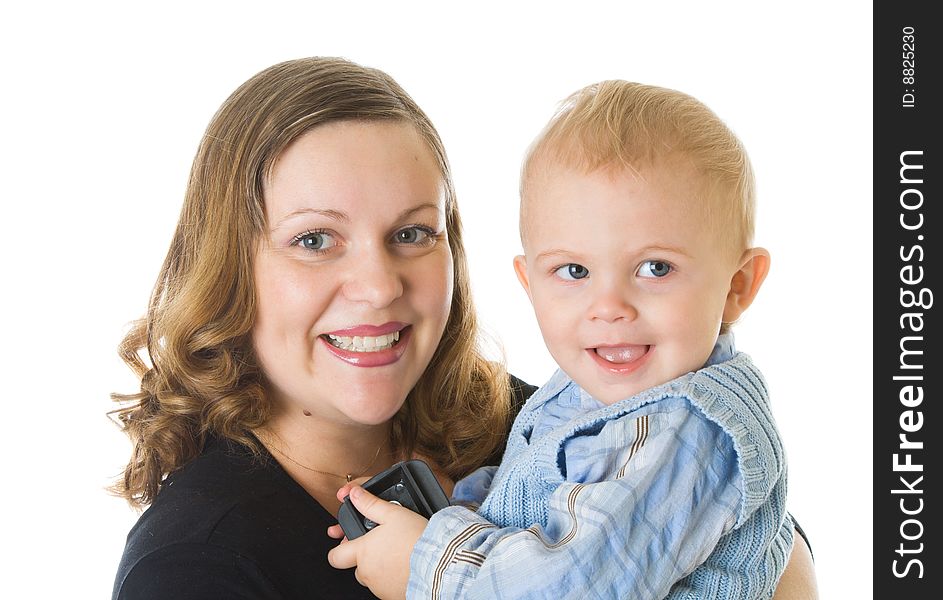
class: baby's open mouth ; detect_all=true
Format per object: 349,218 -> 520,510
593,345 -> 649,364
323,330 -> 402,353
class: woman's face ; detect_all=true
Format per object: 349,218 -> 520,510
253,121 -> 453,427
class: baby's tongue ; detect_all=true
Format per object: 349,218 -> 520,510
595,345 -> 647,364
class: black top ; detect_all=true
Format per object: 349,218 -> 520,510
112,376 -> 538,600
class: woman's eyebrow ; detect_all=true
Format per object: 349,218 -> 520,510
272,202 -> 440,230
396,202 -> 442,221
275,208 -> 349,228
273,203 -> 441,230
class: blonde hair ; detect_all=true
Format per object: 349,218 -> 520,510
111,57 -> 510,507
521,80 -> 756,254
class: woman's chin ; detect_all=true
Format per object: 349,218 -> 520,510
337,396 -> 407,427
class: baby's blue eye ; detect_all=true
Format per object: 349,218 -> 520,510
294,231 -> 336,251
555,264 -> 589,280
637,260 -> 672,278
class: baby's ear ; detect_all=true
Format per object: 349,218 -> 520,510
513,255 -> 534,303
722,248 -> 771,324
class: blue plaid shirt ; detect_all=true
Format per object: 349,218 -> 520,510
408,334 -> 792,599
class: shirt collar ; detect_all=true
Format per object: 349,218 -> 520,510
705,331 -> 737,366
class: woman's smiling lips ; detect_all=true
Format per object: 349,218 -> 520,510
587,343 -> 651,374
320,322 -> 411,367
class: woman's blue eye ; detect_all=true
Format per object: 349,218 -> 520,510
554,264 -> 589,280
394,227 -> 432,245
294,231 -> 336,251
637,260 -> 672,278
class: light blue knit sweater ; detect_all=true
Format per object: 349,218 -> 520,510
409,335 -> 793,599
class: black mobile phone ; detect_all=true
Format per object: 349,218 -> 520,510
337,459 -> 451,540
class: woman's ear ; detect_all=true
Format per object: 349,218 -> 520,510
723,248 -> 771,324
513,255 -> 534,303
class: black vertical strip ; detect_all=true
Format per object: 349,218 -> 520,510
874,2 -> 939,596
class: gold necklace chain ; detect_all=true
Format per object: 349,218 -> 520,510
260,432 -> 384,483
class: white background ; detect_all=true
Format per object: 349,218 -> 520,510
1,1 -> 871,598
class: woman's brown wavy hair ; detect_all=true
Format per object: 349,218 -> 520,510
111,57 -> 511,507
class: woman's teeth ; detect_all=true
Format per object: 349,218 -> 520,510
326,330 -> 401,352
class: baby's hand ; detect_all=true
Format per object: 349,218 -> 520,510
327,485 -> 428,600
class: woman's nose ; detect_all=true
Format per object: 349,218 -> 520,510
587,280 -> 638,323
341,247 -> 404,308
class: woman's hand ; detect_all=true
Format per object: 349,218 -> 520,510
327,486 -> 428,600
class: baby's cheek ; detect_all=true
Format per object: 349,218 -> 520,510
535,311 -> 573,356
